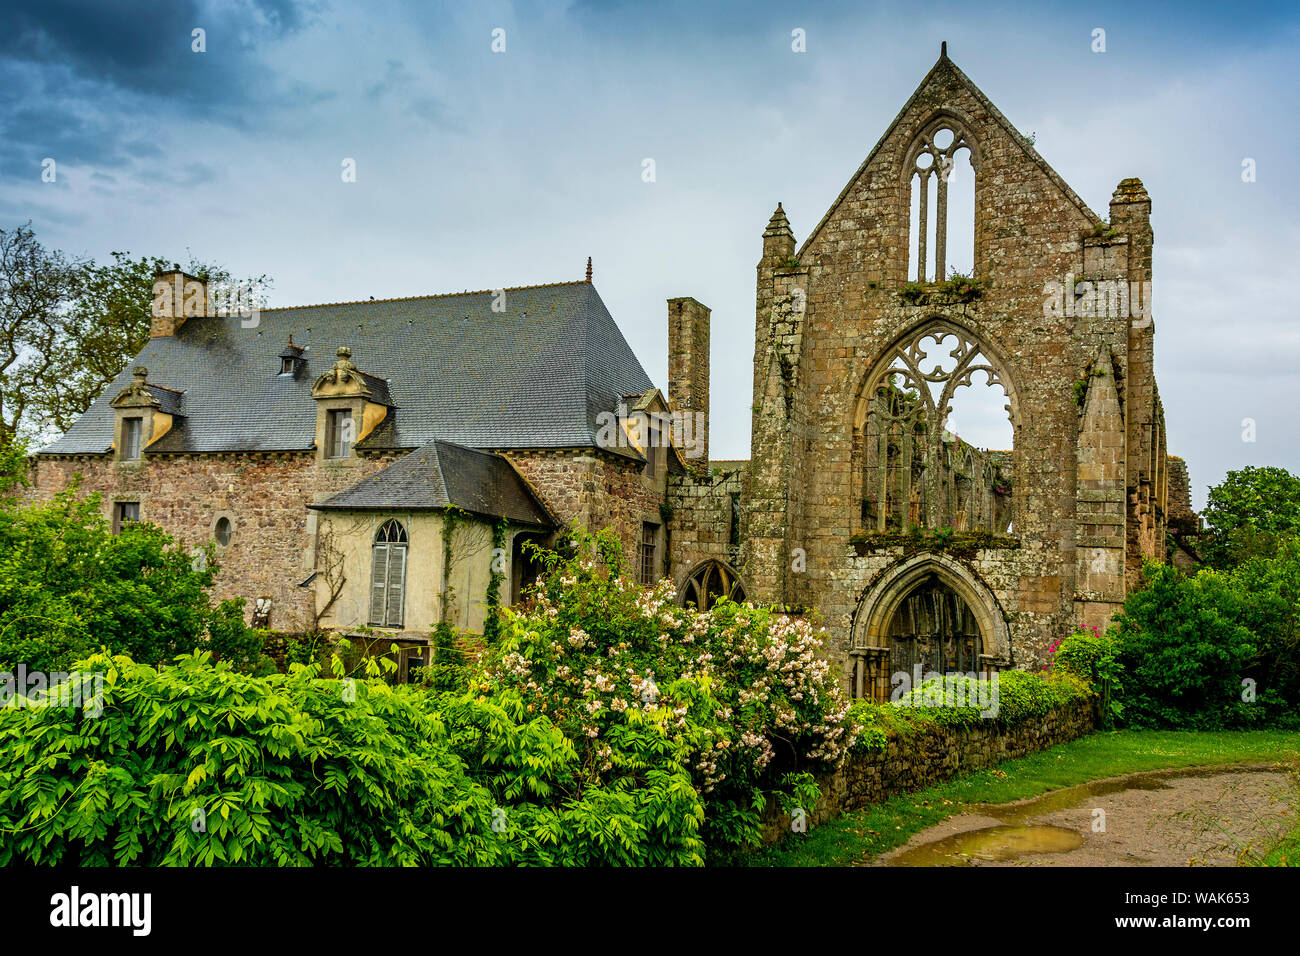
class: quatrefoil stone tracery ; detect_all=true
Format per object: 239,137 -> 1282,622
871,328 -> 1008,432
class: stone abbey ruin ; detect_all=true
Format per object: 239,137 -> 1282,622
666,48 -> 1194,698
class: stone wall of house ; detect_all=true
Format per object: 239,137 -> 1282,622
31,450 -> 402,633
758,698 -> 1096,843
506,448 -> 668,578
737,54 -> 1171,677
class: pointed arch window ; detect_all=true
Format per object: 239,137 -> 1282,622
370,519 -> 408,628
679,560 -> 747,611
856,323 -> 1014,533
906,120 -> 977,282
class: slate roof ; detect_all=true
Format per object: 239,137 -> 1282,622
145,385 -> 185,416
39,280 -> 654,456
310,441 -> 553,527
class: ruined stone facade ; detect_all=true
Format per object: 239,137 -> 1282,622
666,51 -> 1184,697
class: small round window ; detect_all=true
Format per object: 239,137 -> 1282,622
215,516 -> 233,546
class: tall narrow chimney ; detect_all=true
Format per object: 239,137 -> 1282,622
667,296 -> 710,470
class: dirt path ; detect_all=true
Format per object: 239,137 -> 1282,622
876,765 -> 1296,866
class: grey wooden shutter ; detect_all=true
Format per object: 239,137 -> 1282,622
123,418 -> 142,459
370,543 -> 389,624
385,545 -> 407,627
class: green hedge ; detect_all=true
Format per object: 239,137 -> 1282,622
846,669 -> 1091,754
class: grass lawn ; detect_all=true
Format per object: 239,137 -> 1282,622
744,729 -> 1300,867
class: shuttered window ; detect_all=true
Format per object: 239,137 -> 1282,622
369,519 -> 408,627
326,409 -> 353,459
122,417 -> 143,460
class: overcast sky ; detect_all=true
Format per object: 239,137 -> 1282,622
3,0 -> 1297,508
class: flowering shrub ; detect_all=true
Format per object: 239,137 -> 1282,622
477,529 -> 855,855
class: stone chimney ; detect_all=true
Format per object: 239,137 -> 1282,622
151,265 -> 208,337
667,296 -> 710,469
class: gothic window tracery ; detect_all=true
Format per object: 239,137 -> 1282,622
858,324 -> 1013,532
907,121 -> 976,282
679,560 -> 746,611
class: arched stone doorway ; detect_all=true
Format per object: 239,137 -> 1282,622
849,553 -> 1010,700
678,559 -> 747,611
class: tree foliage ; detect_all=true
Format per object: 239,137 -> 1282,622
1108,557 -> 1300,729
1200,465 -> 1300,569
0,471 -> 259,673
0,224 -> 82,444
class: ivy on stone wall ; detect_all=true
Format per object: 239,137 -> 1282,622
483,518 -> 508,643
439,507 -> 463,625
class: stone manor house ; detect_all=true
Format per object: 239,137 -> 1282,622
33,50 -> 1195,697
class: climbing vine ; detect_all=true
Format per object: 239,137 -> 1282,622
439,507 -> 463,624
483,518 -> 508,643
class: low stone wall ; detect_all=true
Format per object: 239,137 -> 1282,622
760,699 -> 1096,843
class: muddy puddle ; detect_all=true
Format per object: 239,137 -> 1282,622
878,764 -> 1294,867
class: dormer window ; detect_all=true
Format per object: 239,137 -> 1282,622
326,409 -> 353,459
279,336 -> 307,378
644,418 -> 660,478
109,366 -> 182,463
311,346 -> 394,463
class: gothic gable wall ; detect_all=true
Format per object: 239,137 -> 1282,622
741,52 -> 1169,681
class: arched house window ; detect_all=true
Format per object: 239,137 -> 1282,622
370,519 -> 408,628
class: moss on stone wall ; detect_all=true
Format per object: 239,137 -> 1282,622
849,528 -> 1019,559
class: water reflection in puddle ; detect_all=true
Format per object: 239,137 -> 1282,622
883,766 -> 1269,867
891,824 -> 1083,865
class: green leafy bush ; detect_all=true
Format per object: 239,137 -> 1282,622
425,620 -> 469,695
1051,626 -> 1124,726
844,668 -> 1090,753
0,485 -> 260,672
1112,563 -> 1267,728
0,652 -> 505,865
0,647 -> 721,866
